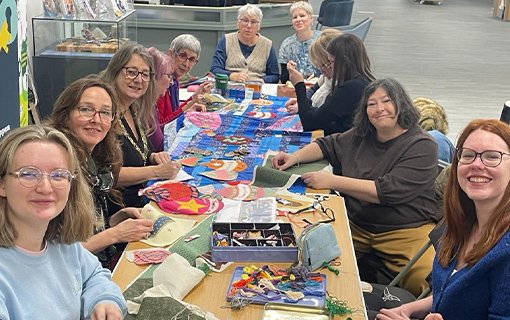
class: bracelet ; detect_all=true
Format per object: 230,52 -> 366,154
291,153 -> 300,167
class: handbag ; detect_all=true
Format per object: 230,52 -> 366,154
297,223 -> 342,271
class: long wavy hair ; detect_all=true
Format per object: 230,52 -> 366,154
0,125 -> 94,246
100,43 -> 157,135
438,119 -> 510,267
326,33 -> 375,94
46,76 -> 123,205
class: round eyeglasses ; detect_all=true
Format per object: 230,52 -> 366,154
78,106 -> 114,123
457,147 -> 510,167
9,166 -> 75,189
176,52 -> 198,65
123,67 -> 152,82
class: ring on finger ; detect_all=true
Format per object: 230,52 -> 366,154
145,232 -> 150,239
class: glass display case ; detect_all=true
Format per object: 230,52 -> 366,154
32,10 -> 136,119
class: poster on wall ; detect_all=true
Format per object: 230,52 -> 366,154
0,0 -> 27,140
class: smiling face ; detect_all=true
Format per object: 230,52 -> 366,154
291,8 -> 313,32
237,14 -> 260,42
457,129 -> 510,208
366,87 -> 400,133
0,141 -> 71,234
68,86 -> 113,152
115,53 -> 150,106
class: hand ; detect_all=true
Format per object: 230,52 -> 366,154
230,72 -> 249,82
301,171 -> 334,190
196,81 -> 212,95
284,98 -> 298,115
271,152 -> 297,171
153,161 -> 182,180
424,314 -> 444,320
191,103 -> 206,112
287,60 -> 297,70
112,217 -> 154,243
151,151 -> 172,164
288,67 -> 304,86
91,303 -> 122,320
376,308 -> 412,320
108,207 -> 143,227
306,74 -> 315,81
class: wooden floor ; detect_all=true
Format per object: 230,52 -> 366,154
309,0 -> 510,143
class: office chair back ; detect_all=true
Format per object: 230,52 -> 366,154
316,0 -> 349,29
500,100 -> 510,125
331,17 -> 373,42
320,0 -> 354,29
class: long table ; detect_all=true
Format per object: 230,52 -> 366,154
112,195 -> 367,320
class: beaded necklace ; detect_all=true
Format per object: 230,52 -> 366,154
119,111 -> 149,166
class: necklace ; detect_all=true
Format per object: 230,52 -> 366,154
119,111 -> 149,166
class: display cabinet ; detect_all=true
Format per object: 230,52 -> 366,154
32,10 -> 136,119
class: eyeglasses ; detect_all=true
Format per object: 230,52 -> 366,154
239,18 -> 260,26
123,67 -> 152,82
457,147 -> 510,167
319,61 -> 333,70
176,52 -> 198,65
77,106 -> 114,123
9,166 -> 75,189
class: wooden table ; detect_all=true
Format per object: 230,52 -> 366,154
112,195 -> 367,320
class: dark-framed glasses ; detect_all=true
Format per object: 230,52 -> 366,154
319,61 -> 332,70
77,106 -> 114,123
123,67 -> 152,82
9,166 -> 75,189
457,147 -> 510,167
176,52 -> 198,65
239,18 -> 260,26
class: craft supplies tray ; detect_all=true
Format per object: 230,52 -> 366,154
262,303 -> 332,320
225,266 -> 327,307
211,222 -> 298,262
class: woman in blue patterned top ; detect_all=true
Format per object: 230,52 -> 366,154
279,1 -> 321,83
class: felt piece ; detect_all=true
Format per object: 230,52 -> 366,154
250,99 -> 274,106
184,147 -> 213,156
199,169 -> 238,181
125,248 -> 170,263
214,135 -> 252,145
246,111 -> 276,119
133,250 -> 171,265
157,197 -> 224,215
139,202 -> 197,247
214,184 -> 252,200
185,112 -> 222,130
150,216 -> 172,236
266,115 -> 303,132
200,159 -> 247,172
153,253 -> 206,300
178,154 -> 203,167
139,180 -> 199,203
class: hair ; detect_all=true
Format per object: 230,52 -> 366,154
147,47 -> 174,81
326,33 -> 375,94
290,1 -> 313,16
46,76 -> 123,205
0,125 -> 95,247
237,4 -> 263,23
437,119 -> 510,268
353,78 -> 420,137
413,97 -> 449,135
168,34 -> 202,60
99,43 -> 157,135
309,28 -> 342,69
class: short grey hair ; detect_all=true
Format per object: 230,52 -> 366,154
237,4 -> 263,23
169,34 -> 202,59
290,1 -> 313,16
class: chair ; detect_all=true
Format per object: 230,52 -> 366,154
500,100 -> 510,125
331,17 -> 373,42
316,0 -> 348,30
319,0 -> 354,30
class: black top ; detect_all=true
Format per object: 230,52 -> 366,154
296,76 -> 370,136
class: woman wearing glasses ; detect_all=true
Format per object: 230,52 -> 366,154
377,119 -> 510,320
157,34 -> 209,129
210,4 -> 279,83
285,28 -> 341,113
287,33 -> 375,136
100,44 -> 181,211
273,79 -> 438,297
279,1 -> 321,84
48,76 -> 153,269
0,125 -> 127,319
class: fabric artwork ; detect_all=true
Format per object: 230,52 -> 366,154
164,95 -> 312,192
158,197 -> 224,215
214,183 -> 269,201
139,180 -> 199,203
185,112 -> 222,130
178,154 -> 204,167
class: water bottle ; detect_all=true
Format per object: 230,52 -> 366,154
211,73 -> 229,97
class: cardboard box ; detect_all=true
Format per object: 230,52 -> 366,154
211,222 -> 298,262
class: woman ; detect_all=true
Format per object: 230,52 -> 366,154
48,77 -> 153,269
377,119 -> 510,320
287,33 -> 375,136
0,125 -> 127,319
278,1 -> 321,83
272,79 -> 438,296
158,34 -> 209,127
100,44 -> 181,212
285,28 -> 341,112
210,4 -> 279,83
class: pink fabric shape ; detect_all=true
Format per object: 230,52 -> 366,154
185,112 -> 221,130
